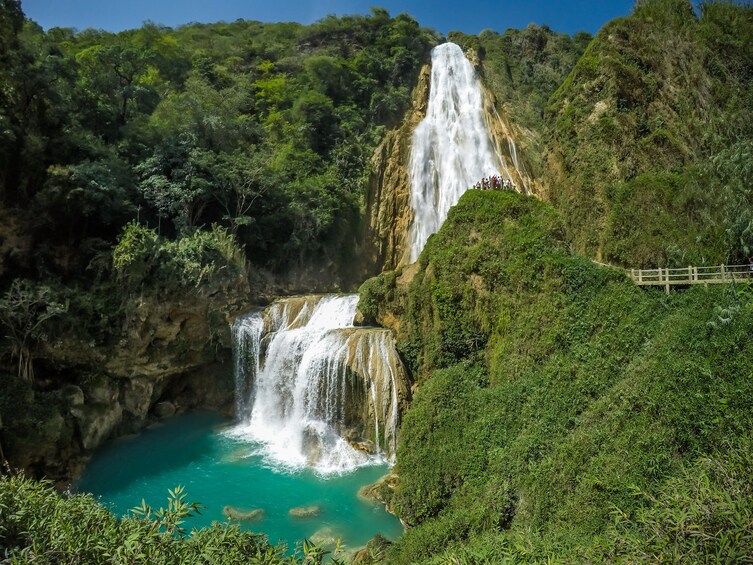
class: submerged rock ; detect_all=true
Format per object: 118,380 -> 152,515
301,426 -> 324,466
288,505 -> 321,518
223,505 -> 265,521
309,526 -> 339,550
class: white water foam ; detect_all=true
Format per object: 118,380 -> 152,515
229,295 -> 403,476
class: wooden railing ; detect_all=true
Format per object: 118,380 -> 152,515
627,264 -> 753,293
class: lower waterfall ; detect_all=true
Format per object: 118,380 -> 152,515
229,294 -> 409,475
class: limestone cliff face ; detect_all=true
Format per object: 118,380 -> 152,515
336,327 -> 411,454
481,86 -> 542,197
363,64 -> 431,273
2,272 -> 251,484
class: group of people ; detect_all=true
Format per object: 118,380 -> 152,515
473,175 -> 516,191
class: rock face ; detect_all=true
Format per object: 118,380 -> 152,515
480,82 -> 542,198
71,403 -> 124,451
2,270 -> 250,485
363,64 -> 431,273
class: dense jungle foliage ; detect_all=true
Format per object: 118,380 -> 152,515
3,0 -> 753,562
544,0 -> 753,267
0,0 -> 437,293
0,0 -> 437,458
361,189 -> 753,563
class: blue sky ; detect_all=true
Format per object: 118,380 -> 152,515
21,0 -> 636,36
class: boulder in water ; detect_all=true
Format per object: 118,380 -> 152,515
223,505 -> 264,521
289,504 -> 321,518
152,401 -> 176,419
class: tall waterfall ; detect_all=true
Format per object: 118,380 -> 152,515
230,295 -> 409,475
409,42 -> 502,262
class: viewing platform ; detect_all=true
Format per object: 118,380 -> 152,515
627,264 -> 753,293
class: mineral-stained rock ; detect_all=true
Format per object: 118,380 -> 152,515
310,526 -> 340,550
363,64 -> 431,274
122,378 -> 154,419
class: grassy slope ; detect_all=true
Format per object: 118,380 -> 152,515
359,190 -> 753,562
544,0 -> 753,267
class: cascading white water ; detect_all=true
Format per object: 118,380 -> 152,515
229,295 -> 407,476
409,42 -> 502,262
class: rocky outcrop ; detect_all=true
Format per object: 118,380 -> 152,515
71,402 -> 123,451
335,327 -> 411,454
1,270 -> 250,485
358,473 -> 399,513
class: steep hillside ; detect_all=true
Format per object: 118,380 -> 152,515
545,0 -> 753,267
359,189 -> 753,562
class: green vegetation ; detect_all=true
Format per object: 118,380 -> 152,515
0,3 -> 438,478
0,5 -> 437,284
545,0 -> 753,267
359,190 -> 753,562
450,25 -> 591,136
3,0 -> 753,561
0,475 -> 347,564
112,223 -> 245,294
